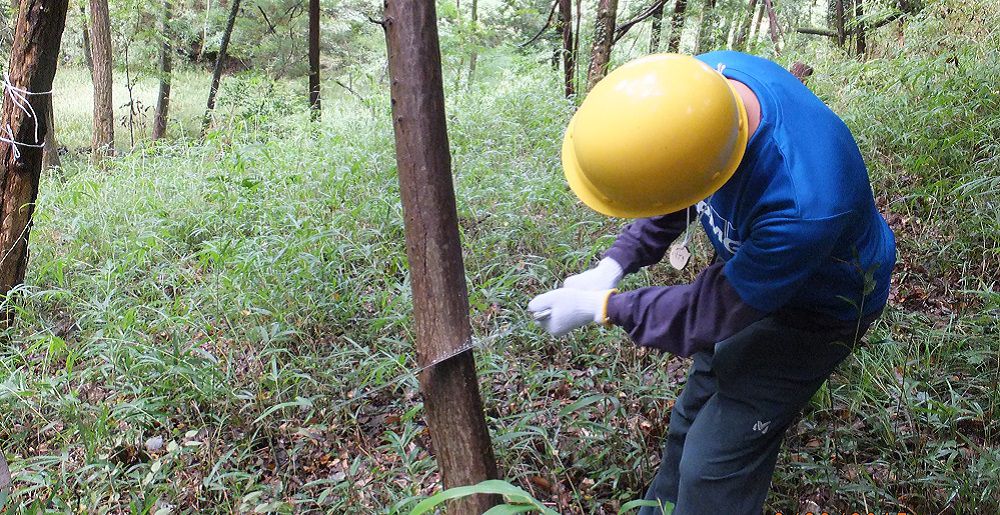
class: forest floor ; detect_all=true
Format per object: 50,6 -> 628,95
1,5 -> 998,514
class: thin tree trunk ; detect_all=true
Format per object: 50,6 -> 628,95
380,2 -> 501,513
558,0 -> 573,97
833,0 -> 845,46
763,0 -> 780,46
468,0 -> 478,82
752,0 -> 765,41
308,0 -> 320,118
854,0 -> 865,55
0,0 -> 69,314
734,0 -> 758,50
152,0 -> 172,140
88,0 -> 113,163
586,0 -> 617,91
649,2 -> 664,52
41,94 -> 59,170
666,0 -> 687,52
202,0 -> 240,133
696,0 -> 716,53
80,4 -> 92,75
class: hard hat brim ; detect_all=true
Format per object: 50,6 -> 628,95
562,78 -> 750,219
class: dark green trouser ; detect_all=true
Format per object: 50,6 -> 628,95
638,311 -> 875,515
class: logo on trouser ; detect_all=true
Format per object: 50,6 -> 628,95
753,420 -> 771,434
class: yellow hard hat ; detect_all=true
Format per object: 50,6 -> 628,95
562,53 -> 749,218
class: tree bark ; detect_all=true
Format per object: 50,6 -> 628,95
79,4 -> 92,74
734,0 -> 758,50
380,2 -> 500,513
558,0 -> 573,97
752,0 -> 765,41
88,0 -> 113,163
308,0 -> 320,118
696,0 -> 716,53
41,94 -> 59,170
666,0 -> 687,52
152,0 -> 172,140
649,2 -> 664,52
0,0 -> 69,311
468,0 -> 478,82
854,0 -> 866,55
763,0 -> 780,46
586,0 -> 617,91
833,0 -> 845,46
202,0 -> 240,133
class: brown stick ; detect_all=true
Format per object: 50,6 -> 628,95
0,0 -> 69,313
381,2 -> 500,513
613,0 -> 668,44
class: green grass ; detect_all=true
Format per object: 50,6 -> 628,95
1,1 -> 998,513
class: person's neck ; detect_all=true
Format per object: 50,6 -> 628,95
728,79 -> 761,139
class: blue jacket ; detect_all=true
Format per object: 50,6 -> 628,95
604,51 -> 896,356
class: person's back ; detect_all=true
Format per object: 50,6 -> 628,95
696,50 -> 895,321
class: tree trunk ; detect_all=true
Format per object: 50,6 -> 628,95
0,0 -> 69,313
752,0 -> 766,41
558,0 -> 574,97
79,4 -> 92,74
308,0 -> 320,118
696,0 -> 716,53
202,0 -> 240,133
734,0 -> 757,50
89,0 -> 113,163
586,0 -> 617,91
854,0 -> 865,55
381,2 -> 500,513
833,0 -> 845,46
666,0 -> 687,52
468,0 -> 478,82
152,0 -> 172,140
763,0 -> 780,46
649,2 -> 664,52
41,94 -> 59,170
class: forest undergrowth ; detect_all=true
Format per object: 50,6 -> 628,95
0,0 -> 997,513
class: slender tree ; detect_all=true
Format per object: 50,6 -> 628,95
752,0 -> 766,41
308,0 -> 320,118
381,2 -> 500,513
79,4 -> 92,74
666,0 -> 688,52
468,0 -> 478,82
152,0 -> 172,140
41,95 -> 59,170
649,1 -> 664,52
854,0 -> 866,55
735,0 -> 759,50
586,0 -> 618,91
89,0 -> 113,162
0,0 -> 69,314
203,0 -> 241,133
558,0 -> 574,97
696,0 -> 716,52
833,0 -> 845,46
763,0 -> 781,46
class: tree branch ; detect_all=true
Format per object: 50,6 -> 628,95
613,0 -> 668,44
519,0 -> 559,48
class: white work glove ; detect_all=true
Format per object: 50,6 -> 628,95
563,257 -> 624,290
528,288 -> 616,337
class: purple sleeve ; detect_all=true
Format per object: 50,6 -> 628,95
603,206 -> 697,274
606,261 -> 765,357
